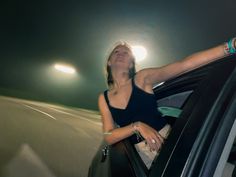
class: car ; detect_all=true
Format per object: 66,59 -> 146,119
88,54 -> 236,177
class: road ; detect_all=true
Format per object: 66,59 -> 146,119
0,96 -> 103,177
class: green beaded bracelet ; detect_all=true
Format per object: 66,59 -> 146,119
228,37 -> 236,54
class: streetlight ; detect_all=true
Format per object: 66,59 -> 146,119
131,45 -> 147,62
54,63 -> 76,74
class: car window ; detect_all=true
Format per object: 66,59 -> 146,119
149,57 -> 236,177
157,90 -> 193,118
150,70 -> 210,173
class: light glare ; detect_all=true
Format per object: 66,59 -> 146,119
54,64 -> 76,74
131,45 -> 147,62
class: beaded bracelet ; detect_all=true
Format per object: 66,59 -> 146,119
224,37 -> 236,55
131,122 -> 143,142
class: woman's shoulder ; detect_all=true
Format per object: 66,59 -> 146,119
134,69 -> 150,85
98,90 -> 107,99
134,70 -> 154,93
98,92 -> 107,108
98,91 -> 112,113
98,90 -> 110,103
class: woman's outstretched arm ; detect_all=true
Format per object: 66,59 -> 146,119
139,38 -> 236,87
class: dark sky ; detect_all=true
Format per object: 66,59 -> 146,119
1,0 -> 236,110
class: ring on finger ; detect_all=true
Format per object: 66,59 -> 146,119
151,139 -> 156,144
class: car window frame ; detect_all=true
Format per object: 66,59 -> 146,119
150,56 -> 236,177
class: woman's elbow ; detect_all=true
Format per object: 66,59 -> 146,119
104,136 -> 114,145
104,134 -> 122,145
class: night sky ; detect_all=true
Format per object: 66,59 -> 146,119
1,0 -> 236,110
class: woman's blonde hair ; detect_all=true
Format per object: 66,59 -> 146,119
106,42 -> 136,88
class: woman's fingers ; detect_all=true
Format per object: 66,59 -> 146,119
139,122 -> 166,151
146,139 -> 157,151
155,132 -> 165,149
156,131 -> 164,144
147,135 -> 163,151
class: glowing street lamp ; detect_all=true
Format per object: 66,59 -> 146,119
131,45 -> 147,62
54,64 -> 76,74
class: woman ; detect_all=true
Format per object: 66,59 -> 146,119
98,38 -> 236,168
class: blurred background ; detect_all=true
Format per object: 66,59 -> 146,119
1,0 -> 236,110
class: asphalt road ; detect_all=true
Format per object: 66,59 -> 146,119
0,96 -> 103,177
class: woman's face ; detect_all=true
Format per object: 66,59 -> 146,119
108,45 -> 134,70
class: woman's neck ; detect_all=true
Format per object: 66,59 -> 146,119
111,70 -> 131,89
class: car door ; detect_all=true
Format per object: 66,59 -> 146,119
149,55 -> 236,177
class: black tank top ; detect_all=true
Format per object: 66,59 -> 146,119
104,78 -> 167,144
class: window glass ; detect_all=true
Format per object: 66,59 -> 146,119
157,90 -> 193,118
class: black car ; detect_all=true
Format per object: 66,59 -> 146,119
88,55 -> 236,177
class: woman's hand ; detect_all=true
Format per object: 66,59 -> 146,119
137,122 -> 164,152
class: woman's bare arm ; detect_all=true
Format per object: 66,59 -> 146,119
140,43 -> 228,87
98,93 -> 163,150
98,93 -> 134,144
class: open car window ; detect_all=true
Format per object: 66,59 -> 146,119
150,56 -> 236,177
157,90 -> 193,118
149,59 -> 221,174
